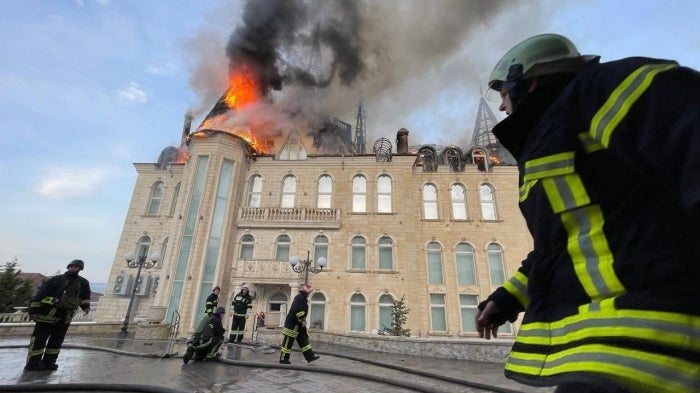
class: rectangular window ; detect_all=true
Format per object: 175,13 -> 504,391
459,295 -> 478,332
350,305 -> 365,331
430,294 -> 446,331
427,252 -> 443,284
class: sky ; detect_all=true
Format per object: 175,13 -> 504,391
1,0 -> 698,284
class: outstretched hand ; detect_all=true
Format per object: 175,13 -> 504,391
475,300 -> 501,340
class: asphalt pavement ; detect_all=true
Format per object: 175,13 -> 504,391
0,334 -> 555,393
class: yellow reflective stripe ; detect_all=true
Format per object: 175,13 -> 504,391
523,152 -> 575,182
577,132 -> 604,154
589,63 -> 678,148
301,344 -> 312,351
560,206 -> 625,299
516,306 -> 700,350
503,271 -> 529,308
295,311 -> 305,318
519,180 -> 538,202
540,174 -> 590,213
506,344 -> 697,393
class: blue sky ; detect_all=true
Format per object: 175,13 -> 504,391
1,0 -> 698,283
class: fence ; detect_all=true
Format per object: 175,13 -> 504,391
0,303 -> 98,323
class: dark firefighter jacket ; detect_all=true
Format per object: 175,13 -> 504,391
488,57 -> 700,392
28,272 -> 91,324
204,293 -> 218,315
201,315 -> 225,339
230,292 -> 252,317
282,292 -> 308,338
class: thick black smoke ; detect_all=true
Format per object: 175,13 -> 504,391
227,0 -> 364,95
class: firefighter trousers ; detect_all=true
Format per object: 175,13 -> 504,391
26,320 -> 71,367
279,326 -> 316,363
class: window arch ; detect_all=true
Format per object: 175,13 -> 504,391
240,234 -> 255,260
378,236 -> 394,270
378,294 -> 395,331
247,175 -> 263,208
146,181 -> 165,215
158,237 -> 168,270
479,183 -> 497,220
268,291 -> 288,312
317,175 -> 332,208
450,183 -> 467,220
487,243 -> 506,285
169,182 -> 180,216
136,236 -> 152,259
351,236 -> 366,269
279,130 -> 307,160
313,235 -> 329,267
275,234 -> 291,261
309,292 -> 326,329
281,175 -> 297,208
427,242 -> 443,284
352,175 -> 367,213
455,242 -> 476,285
350,293 -> 366,332
377,175 -> 392,213
422,183 -> 438,219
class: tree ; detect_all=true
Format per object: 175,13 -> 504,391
0,258 -> 35,313
380,295 -> 411,337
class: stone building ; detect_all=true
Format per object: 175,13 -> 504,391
95,102 -> 532,339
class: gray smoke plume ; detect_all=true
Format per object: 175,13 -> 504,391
187,0 -> 550,146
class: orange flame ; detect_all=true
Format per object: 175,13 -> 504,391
224,66 -> 259,110
490,155 -> 502,164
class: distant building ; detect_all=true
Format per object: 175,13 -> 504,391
96,97 -> 531,338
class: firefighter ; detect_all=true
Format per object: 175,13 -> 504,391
183,307 -> 226,364
24,259 -> 91,371
204,286 -> 220,316
476,33 -> 700,392
228,285 -> 253,343
279,284 -> 319,364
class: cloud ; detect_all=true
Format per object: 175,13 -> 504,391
36,166 -> 113,199
115,82 -> 147,103
147,62 -> 176,76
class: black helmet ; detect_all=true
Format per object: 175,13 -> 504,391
212,307 -> 225,316
67,259 -> 84,270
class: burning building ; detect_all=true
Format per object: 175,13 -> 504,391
95,0 -> 530,341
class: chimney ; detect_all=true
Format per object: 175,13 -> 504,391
181,112 -> 194,143
396,128 -> 409,154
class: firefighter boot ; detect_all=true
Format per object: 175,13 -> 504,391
303,350 -> 320,363
42,353 -> 59,370
24,358 -> 48,372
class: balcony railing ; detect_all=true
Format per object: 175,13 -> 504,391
0,304 -> 98,323
237,207 -> 341,229
234,259 -> 308,281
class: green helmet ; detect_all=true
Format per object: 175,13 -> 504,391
488,33 -> 599,91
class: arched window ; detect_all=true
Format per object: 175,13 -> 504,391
169,182 -> 180,216
317,175 -> 332,208
313,235 -> 328,267
450,183 -> 467,220
487,243 -> 506,285
427,242 -> 443,284
275,234 -> 291,261
247,175 -> 263,208
240,234 -> 255,260
350,293 -> 366,332
378,294 -> 395,331
377,175 -> 392,213
309,292 -> 326,329
279,130 -> 307,160
158,237 -> 168,271
351,236 -> 366,269
479,184 -> 497,220
430,293 -> 447,331
352,175 -> 367,213
460,295 -> 478,332
134,236 -> 152,261
281,175 -> 297,208
455,242 -> 476,285
268,292 -> 288,312
147,181 -> 165,215
422,184 -> 438,220
378,236 -> 394,270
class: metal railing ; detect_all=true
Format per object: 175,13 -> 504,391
0,303 -> 98,323
237,207 -> 342,228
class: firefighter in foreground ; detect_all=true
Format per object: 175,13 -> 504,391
204,286 -> 220,316
183,306 -> 226,364
24,259 -> 91,371
476,33 -> 699,393
228,285 -> 253,343
279,284 -> 320,364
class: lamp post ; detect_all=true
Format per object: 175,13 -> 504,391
289,251 -> 327,284
121,251 -> 160,332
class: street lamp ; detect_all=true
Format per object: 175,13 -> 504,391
121,251 -> 160,332
289,251 -> 327,284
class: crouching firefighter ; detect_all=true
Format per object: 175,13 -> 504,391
279,284 -> 320,364
183,307 -> 226,364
